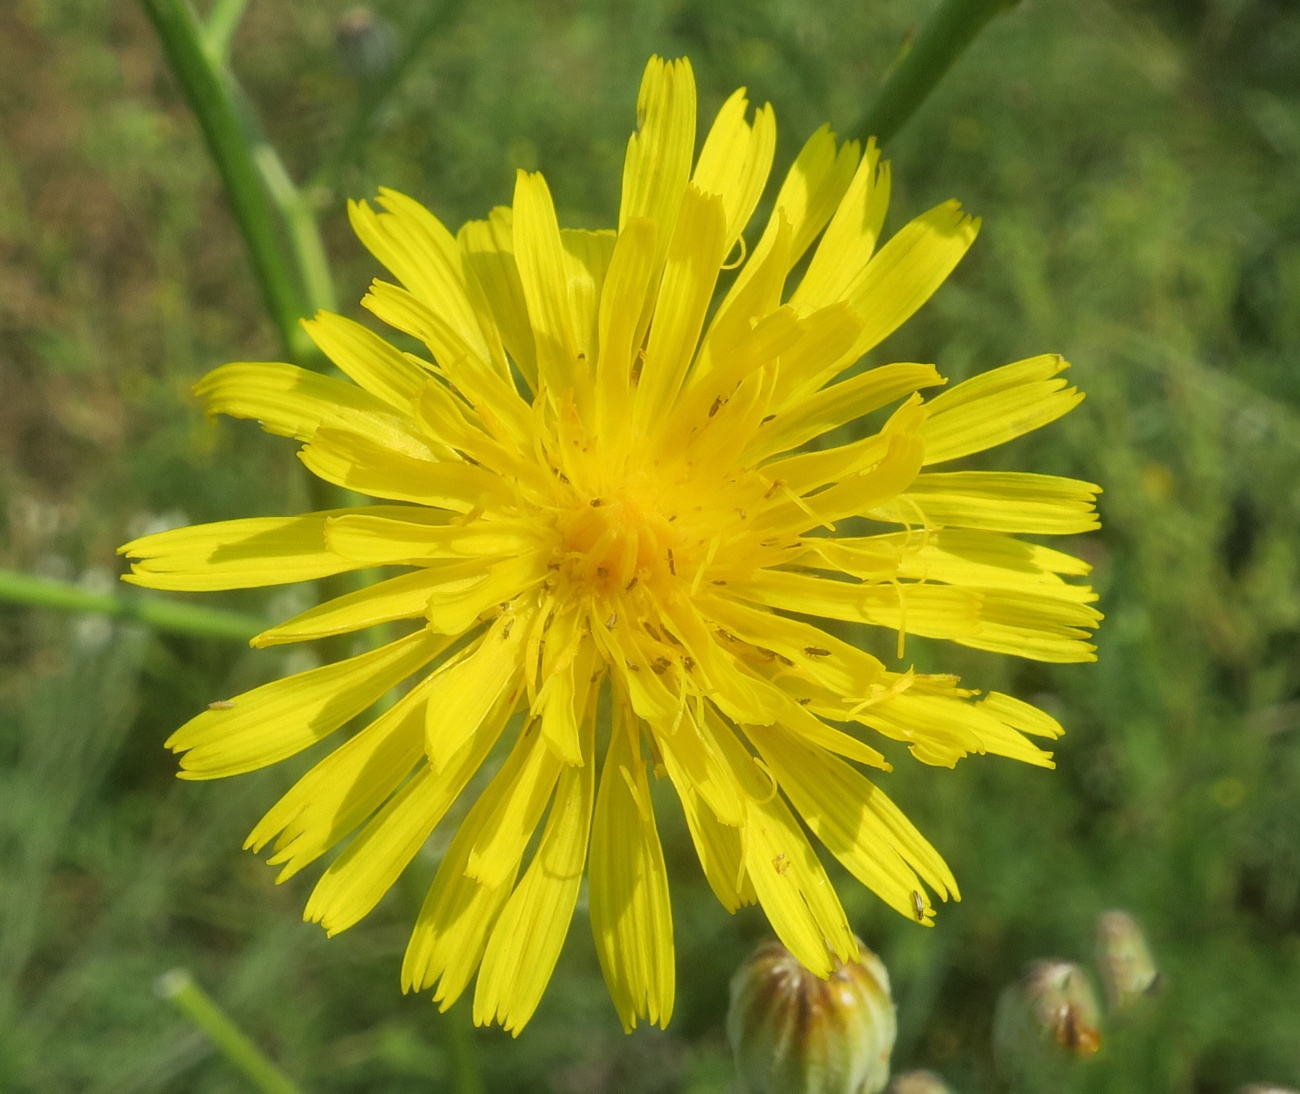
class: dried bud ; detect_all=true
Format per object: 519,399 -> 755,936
888,1069 -> 954,1094
335,7 -> 398,83
1095,910 -> 1159,1011
727,938 -> 896,1094
994,960 -> 1102,1086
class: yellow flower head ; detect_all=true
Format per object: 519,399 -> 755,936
121,56 -> 1100,1034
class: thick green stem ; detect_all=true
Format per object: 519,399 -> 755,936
256,144 -> 337,314
442,1003 -> 486,1094
157,969 -> 305,1094
0,569 -> 264,644
141,0 -> 311,360
853,0 -> 1017,146
202,0 -> 250,62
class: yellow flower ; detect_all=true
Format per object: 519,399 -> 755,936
120,56 -> 1100,1034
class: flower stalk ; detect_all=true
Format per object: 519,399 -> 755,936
854,0 -> 1019,146
156,968 -> 304,1094
139,0 -> 316,362
0,568 -> 264,643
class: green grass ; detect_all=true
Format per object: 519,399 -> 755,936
2,0 -> 1300,1090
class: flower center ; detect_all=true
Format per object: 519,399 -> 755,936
556,490 -> 677,593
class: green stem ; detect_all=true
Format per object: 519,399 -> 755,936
442,1002 -> 485,1094
852,0 -> 1017,146
157,969 -> 305,1094
140,0 -> 311,360
202,0 -> 250,63
254,142 -> 337,314
0,569 -> 263,643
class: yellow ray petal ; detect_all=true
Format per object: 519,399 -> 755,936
513,171 -> 584,401
652,703 -> 747,828
633,185 -> 728,433
322,512 -> 534,566
473,714 -> 597,1033
733,569 -> 982,644
961,588 -> 1102,663
362,279 -> 532,442
841,200 -> 980,362
589,699 -> 675,1031
751,362 -> 945,462
194,362 -> 433,461
300,428 -> 507,510
691,212 -> 793,394
594,217 -> 658,444
301,309 -> 431,412
853,681 -> 1057,768
716,125 -> 860,315
703,711 -> 855,974
561,228 -> 617,364
979,691 -> 1064,739
459,206 -> 538,392
426,553 -> 546,635
804,529 -> 1095,601
793,138 -> 890,309
119,510 -> 360,591
619,56 -> 696,268
700,593 -> 888,701
692,88 -> 777,250
425,611 -> 529,771
168,628 -> 448,779
746,721 -> 956,921
750,425 -> 926,536
304,686 -> 515,936
761,394 -> 925,497
246,670 -> 433,880
872,471 -> 1102,535
251,565 -> 476,647
464,721 -> 565,887
349,189 -> 507,378
536,615 -> 598,765
401,722 -> 573,1007
921,355 -> 1085,466
670,780 -> 754,913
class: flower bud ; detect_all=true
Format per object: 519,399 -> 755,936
1095,910 -> 1159,1011
335,7 -> 398,83
1237,1087 -> 1300,1094
993,960 -> 1102,1086
888,1070 -> 954,1094
728,938 -> 897,1094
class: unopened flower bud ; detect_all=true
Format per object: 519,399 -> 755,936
994,960 -> 1102,1086
335,7 -> 398,82
1095,910 -> 1159,1011
1237,1087 -> 1300,1094
728,938 -> 896,1094
888,1069 -> 954,1094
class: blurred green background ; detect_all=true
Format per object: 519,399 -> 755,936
2,0 -> 1300,1090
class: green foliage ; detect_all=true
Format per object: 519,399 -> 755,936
2,0 -> 1300,1090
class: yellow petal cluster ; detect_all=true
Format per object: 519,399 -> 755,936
120,56 -> 1101,1033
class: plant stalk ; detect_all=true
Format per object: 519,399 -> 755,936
140,0 -> 312,361
157,969 -> 305,1094
0,569 -> 264,644
853,0 -> 1017,146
